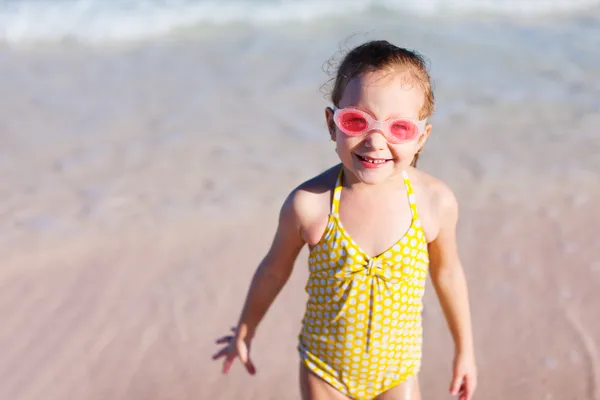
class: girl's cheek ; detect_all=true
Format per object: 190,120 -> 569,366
337,136 -> 360,150
391,144 -> 419,161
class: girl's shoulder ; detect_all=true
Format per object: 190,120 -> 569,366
282,164 -> 340,245
407,168 -> 456,202
406,168 -> 459,242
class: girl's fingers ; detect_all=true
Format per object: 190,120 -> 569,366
211,347 -> 229,360
222,353 -> 236,374
450,375 -> 462,395
215,335 -> 233,344
213,327 -> 252,376
464,375 -> 475,400
245,358 -> 257,375
239,343 -> 257,375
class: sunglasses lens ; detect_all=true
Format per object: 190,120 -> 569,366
337,110 -> 368,134
390,120 -> 419,142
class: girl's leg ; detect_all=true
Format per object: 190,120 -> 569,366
299,362 -> 351,400
374,375 -> 421,400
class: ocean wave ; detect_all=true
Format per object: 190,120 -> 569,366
0,0 -> 598,45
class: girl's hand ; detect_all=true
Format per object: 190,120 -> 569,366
450,351 -> 477,400
212,326 -> 256,375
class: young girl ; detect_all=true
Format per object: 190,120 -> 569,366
213,40 -> 477,400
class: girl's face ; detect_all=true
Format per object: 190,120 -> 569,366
326,69 -> 431,186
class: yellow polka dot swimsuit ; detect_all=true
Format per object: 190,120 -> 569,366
298,167 -> 429,400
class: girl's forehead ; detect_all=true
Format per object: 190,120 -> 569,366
339,70 -> 424,117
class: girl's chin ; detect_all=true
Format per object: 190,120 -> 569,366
344,160 -> 409,185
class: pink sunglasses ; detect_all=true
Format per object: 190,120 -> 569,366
332,107 -> 427,144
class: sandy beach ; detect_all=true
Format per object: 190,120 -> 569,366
1,3 -> 600,399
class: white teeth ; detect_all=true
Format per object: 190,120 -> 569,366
359,155 -> 387,164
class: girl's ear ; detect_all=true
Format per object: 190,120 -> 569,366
417,122 -> 432,151
412,123 -> 432,167
325,107 -> 336,141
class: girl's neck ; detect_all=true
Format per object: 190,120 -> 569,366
342,167 -> 407,193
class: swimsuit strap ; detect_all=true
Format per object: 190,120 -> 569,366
401,169 -> 419,219
330,167 -> 344,216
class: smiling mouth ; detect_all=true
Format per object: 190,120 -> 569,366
355,154 -> 392,164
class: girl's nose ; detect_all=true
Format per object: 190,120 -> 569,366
363,130 -> 387,149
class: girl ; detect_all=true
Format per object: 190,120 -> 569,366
213,40 -> 477,400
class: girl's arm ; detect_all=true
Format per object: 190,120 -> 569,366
235,190 -> 307,340
428,187 -> 477,399
428,189 -> 473,353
